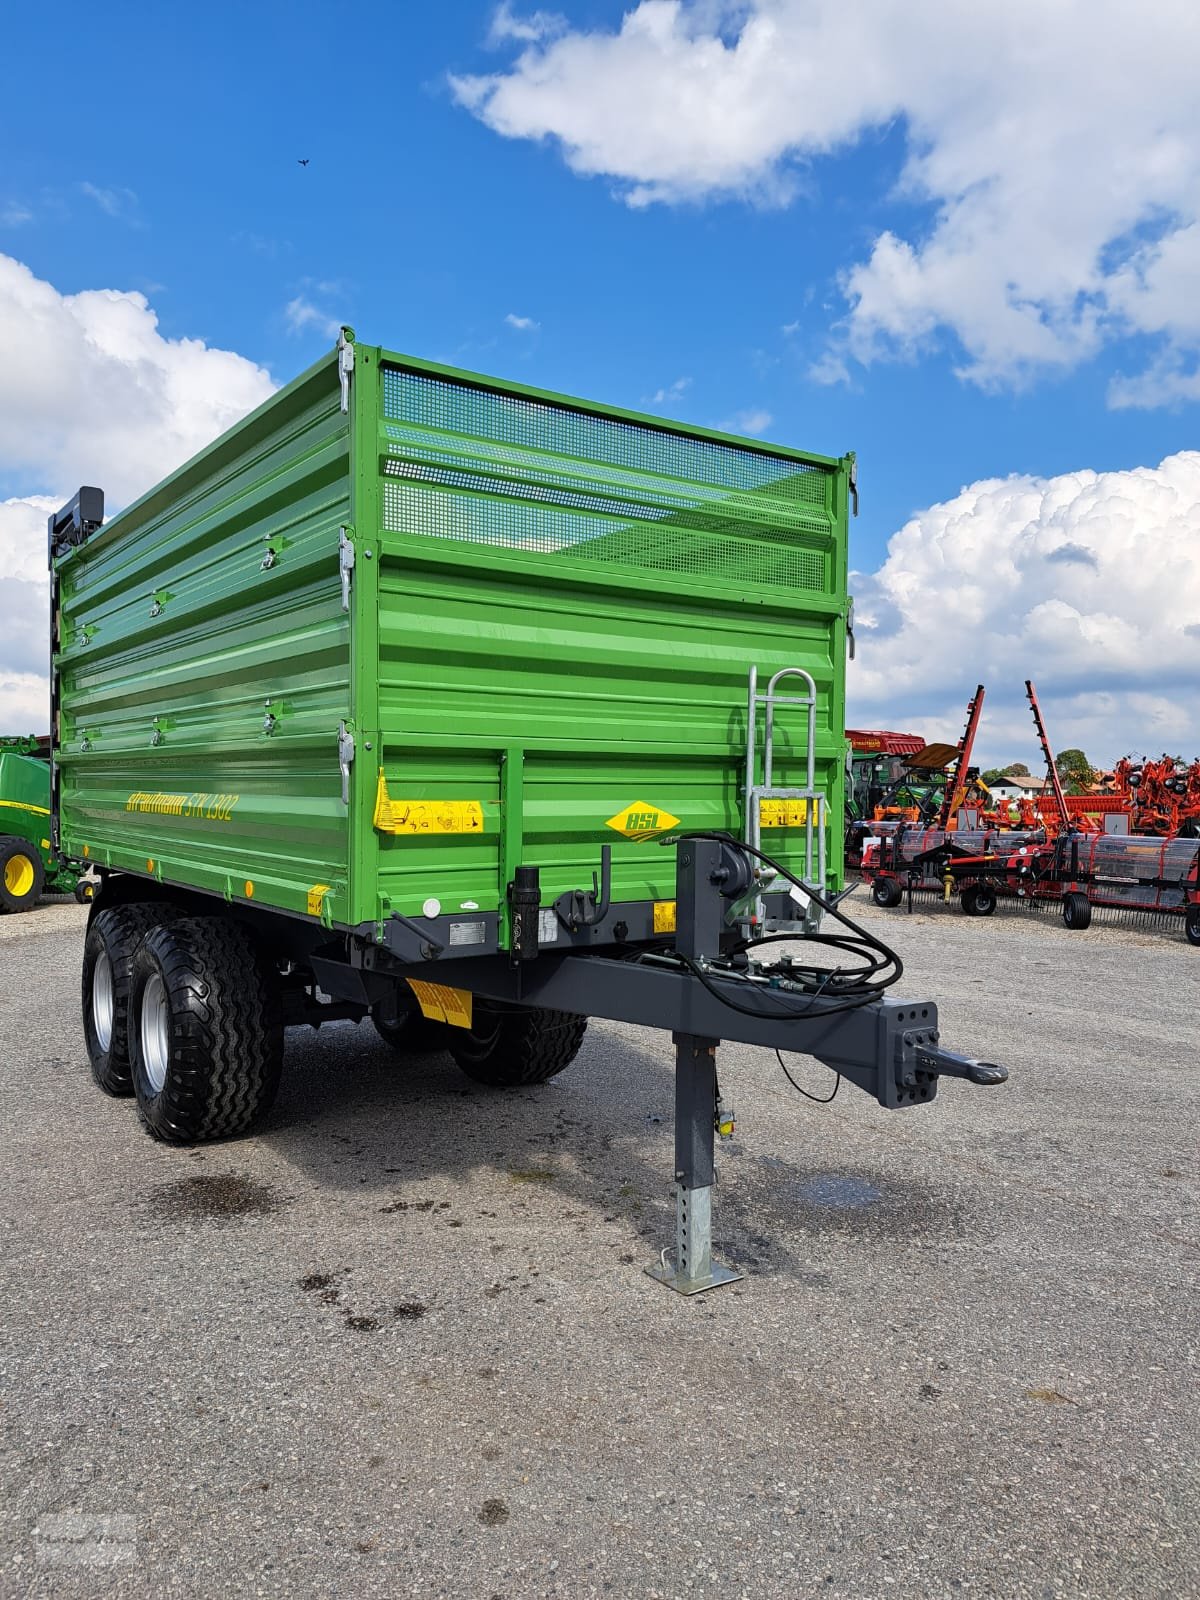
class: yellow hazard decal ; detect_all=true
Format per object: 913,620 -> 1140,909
406,980 -> 473,1030
374,772 -> 484,836
759,798 -> 816,828
653,900 -> 676,934
307,883 -> 331,916
605,800 -> 680,842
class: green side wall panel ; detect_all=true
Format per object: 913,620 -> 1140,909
57,336 -> 850,944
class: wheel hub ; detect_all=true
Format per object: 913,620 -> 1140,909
3,853 -> 35,898
140,971 -> 171,1094
92,949 -> 114,1052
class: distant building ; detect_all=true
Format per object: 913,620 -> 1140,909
987,775 -> 1050,803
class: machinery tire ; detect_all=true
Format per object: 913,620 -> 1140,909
373,1007 -> 450,1054
448,1003 -> 587,1089
871,877 -> 903,909
129,917 -> 283,1143
1062,891 -> 1092,931
74,878 -> 96,905
1185,908 -> 1200,947
962,884 -> 997,917
0,836 -> 44,913
82,902 -> 172,1096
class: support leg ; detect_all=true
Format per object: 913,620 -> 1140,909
647,1032 -> 744,1296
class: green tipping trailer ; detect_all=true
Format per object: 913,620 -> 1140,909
0,736 -> 82,910
50,332 -> 1005,1295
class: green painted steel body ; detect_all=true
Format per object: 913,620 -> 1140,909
0,743 -> 75,894
55,336 -> 852,945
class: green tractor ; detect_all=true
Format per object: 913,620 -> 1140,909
0,737 -> 89,913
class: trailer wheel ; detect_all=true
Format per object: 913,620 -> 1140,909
1185,908 -> 1200,947
871,877 -> 903,909
448,1003 -> 587,1088
0,837 -> 44,913
1062,891 -> 1092,931
373,1007 -> 450,1054
962,884 -> 997,917
82,903 -> 175,1096
129,917 -> 283,1142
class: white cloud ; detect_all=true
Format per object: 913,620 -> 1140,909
0,254 -> 275,505
488,3 -> 566,45
284,294 -> 342,339
719,407 -> 772,436
453,0 -> 1200,395
0,256 -> 276,734
504,312 -> 540,332
79,182 -> 139,220
849,451 -> 1200,766
0,494 -> 58,729
0,202 -> 32,228
646,375 -> 691,405
1107,349 -> 1200,411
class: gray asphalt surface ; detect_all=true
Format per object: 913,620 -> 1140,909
0,895 -> 1196,1599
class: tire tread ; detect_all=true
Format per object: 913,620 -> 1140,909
132,917 -> 282,1143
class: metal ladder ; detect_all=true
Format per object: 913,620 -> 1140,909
744,665 -> 827,930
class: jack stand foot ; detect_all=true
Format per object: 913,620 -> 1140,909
646,1183 -> 744,1296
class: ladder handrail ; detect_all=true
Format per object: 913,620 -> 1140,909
744,664 -> 825,897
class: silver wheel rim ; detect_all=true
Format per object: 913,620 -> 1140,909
93,950 -> 114,1053
140,972 -> 171,1095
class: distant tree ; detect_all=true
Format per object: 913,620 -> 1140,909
981,761 -> 1031,785
1055,747 -> 1094,794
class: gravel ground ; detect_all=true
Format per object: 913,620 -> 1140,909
0,895 -> 1196,1599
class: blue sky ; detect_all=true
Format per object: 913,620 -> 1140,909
1,1 -> 1198,762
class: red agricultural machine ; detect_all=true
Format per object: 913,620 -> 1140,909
859,681 -> 1200,944
1107,755 -> 1200,837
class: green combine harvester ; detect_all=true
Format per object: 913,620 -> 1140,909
48,331 -> 1006,1294
0,735 -> 86,911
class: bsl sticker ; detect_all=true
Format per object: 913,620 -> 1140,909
605,800 -> 680,842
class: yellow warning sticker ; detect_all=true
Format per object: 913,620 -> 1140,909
307,883 -> 331,916
374,772 -> 484,836
406,980 -> 473,1030
759,798 -> 816,828
605,800 -> 681,842
653,900 -> 677,934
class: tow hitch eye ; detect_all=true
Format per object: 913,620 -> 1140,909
918,1044 -> 1009,1086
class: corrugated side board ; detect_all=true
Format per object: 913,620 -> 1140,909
57,358 -> 355,923
369,355 -> 847,924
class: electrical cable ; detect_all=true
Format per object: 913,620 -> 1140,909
673,831 -> 905,999
776,1051 -> 841,1103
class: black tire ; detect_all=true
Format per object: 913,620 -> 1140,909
372,1007 -> 450,1054
82,903 -> 171,1096
74,878 -> 96,905
871,876 -> 903,909
1185,908 -> 1200,947
129,917 -> 283,1143
1062,891 -> 1092,930
0,836 -> 45,913
962,883 -> 997,917
448,1003 -> 587,1088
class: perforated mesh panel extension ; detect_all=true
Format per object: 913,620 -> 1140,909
380,367 -> 834,592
